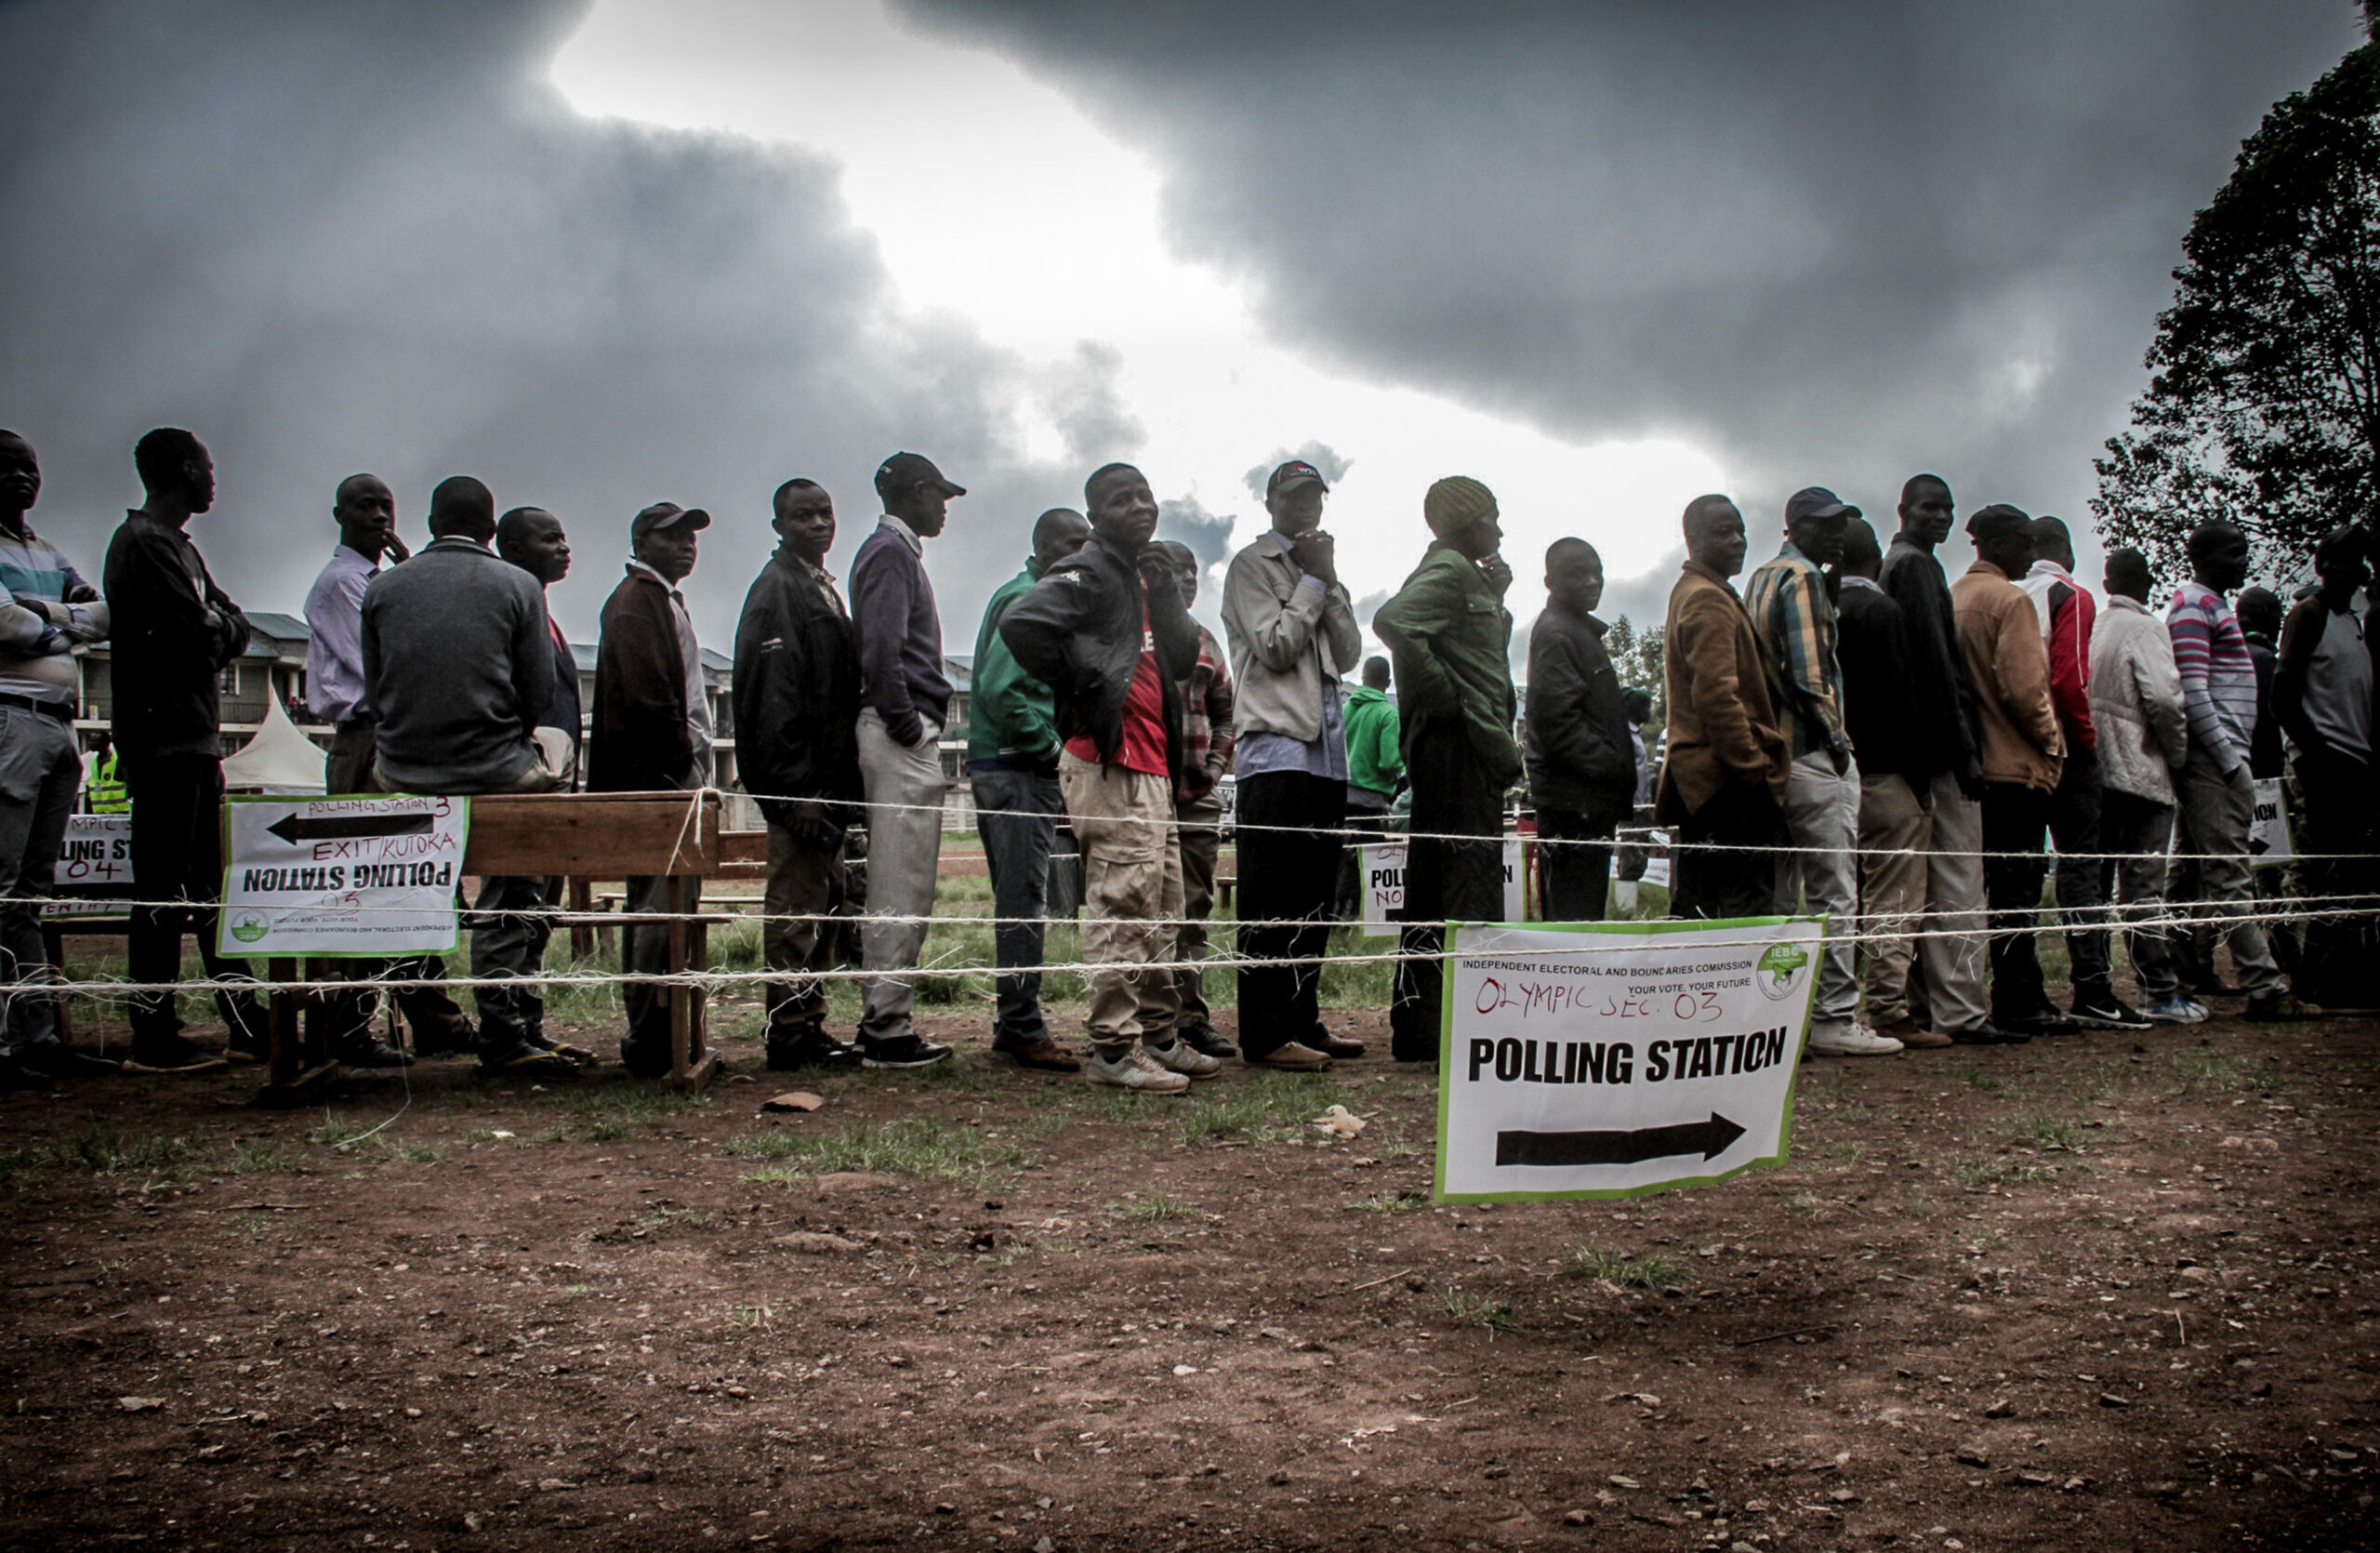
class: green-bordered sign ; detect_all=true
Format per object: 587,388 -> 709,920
218,794 -> 469,959
1434,917 -> 1820,1201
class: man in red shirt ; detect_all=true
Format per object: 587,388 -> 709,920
1000,465 -> 1213,1094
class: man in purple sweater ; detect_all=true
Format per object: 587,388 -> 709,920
846,453 -> 964,1068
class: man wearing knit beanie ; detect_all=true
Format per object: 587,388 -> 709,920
1373,477 -> 1522,1062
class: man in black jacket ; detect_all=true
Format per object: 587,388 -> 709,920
1526,538 -> 1634,920
1001,463 -> 1213,1095
734,479 -> 866,1071
102,428 -> 265,1073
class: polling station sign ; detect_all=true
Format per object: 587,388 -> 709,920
1358,838 -> 1527,936
1435,917 -> 1821,1201
45,815 -> 134,918
218,795 -> 469,958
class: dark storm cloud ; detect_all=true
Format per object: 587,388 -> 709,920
1241,441 -> 1351,501
910,0 -> 2363,560
0,0 -> 1099,648
1157,494 -> 1236,570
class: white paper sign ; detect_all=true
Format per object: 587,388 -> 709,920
1435,918 -> 1820,1201
1359,837 -> 1527,936
45,815 -> 135,917
2249,778 -> 2293,869
218,795 -> 469,958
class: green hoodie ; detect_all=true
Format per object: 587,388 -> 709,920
967,560 -> 1059,767
1342,683 -> 1404,797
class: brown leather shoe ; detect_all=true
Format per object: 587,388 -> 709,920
993,1033 -> 1082,1072
1244,1041 -> 1330,1071
1312,1030 -> 1368,1059
1873,1017 -> 1952,1050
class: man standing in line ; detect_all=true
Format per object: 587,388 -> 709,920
466,504 -> 597,1069
1221,458 -> 1366,1069
2017,516 -> 2144,1029
302,473 -> 463,1068
103,429 -> 265,1073
1337,656 -> 1402,917
1001,463 -> 1214,1094
2275,528 -> 2375,1007
2165,522 -> 2310,1020
362,476 -> 574,1077
1746,487 -> 1897,1055
1652,494 -> 1789,923
1157,539 -> 1237,1060
1830,517 -> 1949,1048
848,453 -> 965,1069
0,431 -> 122,1084
2088,547 -> 2200,1024
1374,476 -> 1523,1063
1952,506 -> 2064,1038
964,505 -> 1091,1073
1880,474 -> 2016,1043
734,480 -> 869,1072
1525,538 -> 1634,922
591,501 -> 716,1076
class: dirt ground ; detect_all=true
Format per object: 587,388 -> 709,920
1,992 -> 2375,1551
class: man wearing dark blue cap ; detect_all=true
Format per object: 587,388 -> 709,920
1744,488 -> 1900,1056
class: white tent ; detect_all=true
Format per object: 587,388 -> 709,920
221,696 -> 327,794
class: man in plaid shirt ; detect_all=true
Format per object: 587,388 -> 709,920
1159,541 -> 1238,1058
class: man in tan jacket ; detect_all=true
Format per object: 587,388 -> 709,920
1655,495 -> 1791,920
1951,505 -> 2068,1038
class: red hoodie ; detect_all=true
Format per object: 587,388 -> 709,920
2020,561 -> 2096,750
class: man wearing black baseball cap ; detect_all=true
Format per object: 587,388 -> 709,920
593,499 -> 717,1076
845,453 -> 966,1068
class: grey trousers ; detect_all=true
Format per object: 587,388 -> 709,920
2175,750 -> 2283,998
0,707 -> 81,1055
2096,789 -> 2180,1004
1776,751 -> 1863,1029
1915,770 -> 1990,1035
856,710 -> 945,1041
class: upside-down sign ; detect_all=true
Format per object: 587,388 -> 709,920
218,794 -> 469,958
1434,918 -> 1820,1201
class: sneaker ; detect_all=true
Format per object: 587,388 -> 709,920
1310,1026 -> 1368,1059
1084,1047 -> 1190,1095
2244,992 -> 2319,1022
335,1036 -> 416,1069
1949,1022 -> 2031,1045
2069,995 -> 2153,1031
1806,1023 -> 1903,1057
860,1032 -> 953,1069
767,1029 -> 865,1072
2000,1008 -> 2080,1037
1144,1039 -> 1223,1080
1177,1021 -> 1238,1060
990,1032 -> 1080,1073
1872,1017 -> 1953,1050
526,1029 -> 601,1066
126,1032 -> 230,1074
482,1040 -> 581,1078
1244,1041 -> 1331,1071
2139,995 -> 2208,1026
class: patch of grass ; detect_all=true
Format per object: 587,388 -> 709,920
230,1144 -> 302,1175
531,1082 -> 708,1121
1352,1191 -> 1428,1214
1785,1190 -> 1825,1212
1437,1286 -> 1519,1334
1827,1140 -> 1866,1169
2172,1050 -> 2286,1095
1965,1228 -> 2012,1255
725,1303 -> 774,1328
1123,1190 -> 1196,1222
1948,1066 -> 2007,1095
1562,1247 -> 1686,1290
725,1115 -> 1025,1191
1995,1114 -> 2083,1149
634,1206 -> 712,1232
385,1140 -> 443,1163
1172,1069 -> 1346,1147
49,1123 -> 213,1179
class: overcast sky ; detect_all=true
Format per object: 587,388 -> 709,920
0,0 -> 2363,660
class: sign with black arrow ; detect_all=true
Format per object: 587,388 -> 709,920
218,796 -> 469,959
264,811 -> 436,846
1434,920 -> 1820,1201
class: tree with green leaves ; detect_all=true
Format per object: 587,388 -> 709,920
1604,613 -> 1664,725
2094,42 -> 2380,577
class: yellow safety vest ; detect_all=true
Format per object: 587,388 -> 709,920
87,750 -> 128,814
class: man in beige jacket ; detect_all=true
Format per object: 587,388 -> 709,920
1951,505 -> 2066,1038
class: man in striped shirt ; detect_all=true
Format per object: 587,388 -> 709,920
2165,521 -> 2306,1020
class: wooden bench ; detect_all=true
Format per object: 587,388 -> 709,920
258,790 -> 724,1104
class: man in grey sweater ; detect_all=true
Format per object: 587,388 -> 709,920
362,475 -> 573,1076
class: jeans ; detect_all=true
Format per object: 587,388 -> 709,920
971,765 -> 1062,1042
2047,741 -> 2112,1002
856,710 -> 945,1041
1671,780 -> 1783,923
1390,732 -> 1506,1061
469,874 -> 560,1048
1855,771 -> 1930,1027
1236,771 -> 1345,1058
1536,804 -> 1620,923
1173,796 -> 1223,1029
0,707 -> 81,1055
1980,780 -> 2054,1020
1776,751 -> 1862,1029
762,822 -> 844,1034
2096,789 -> 2179,1004
2174,750 -> 2283,999
123,751 -> 263,1048
1060,752 -> 1182,1052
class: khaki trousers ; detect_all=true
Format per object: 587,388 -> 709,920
1060,751 -> 1182,1051
1855,771 -> 1931,1026
1172,797 -> 1223,1025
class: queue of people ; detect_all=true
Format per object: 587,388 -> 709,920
0,426 -> 2368,1094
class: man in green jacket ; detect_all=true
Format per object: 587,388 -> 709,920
1373,476 -> 1522,1062
966,507 -> 1091,1071
1336,657 -> 1402,915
